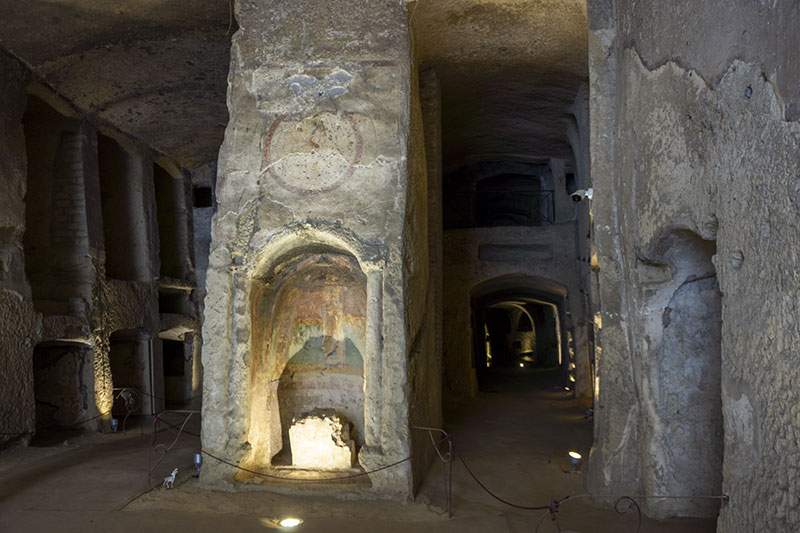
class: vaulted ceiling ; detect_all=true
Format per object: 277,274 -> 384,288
411,0 -> 588,177
0,0 -> 232,168
0,1 -> 588,173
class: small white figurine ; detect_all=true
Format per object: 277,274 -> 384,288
163,467 -> 178,489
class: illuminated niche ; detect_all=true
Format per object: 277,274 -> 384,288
244,250 -> 366,474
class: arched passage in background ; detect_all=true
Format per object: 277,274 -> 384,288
470,274 -> 570,391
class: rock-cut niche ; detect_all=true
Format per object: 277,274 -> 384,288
644,229 -> 722,518
248,251 -> 366,472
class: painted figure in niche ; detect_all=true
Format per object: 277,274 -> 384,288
272,260 -> 367,462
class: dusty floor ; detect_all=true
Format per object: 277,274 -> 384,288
0,369 -> 717,532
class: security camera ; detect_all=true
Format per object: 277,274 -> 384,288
571,188 -> 593,202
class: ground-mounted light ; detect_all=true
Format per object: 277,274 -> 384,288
110,418 -> 119,432
259,517 -> 304,529
278,518 -> 303,529
568,451 -> 582,471
519,363 -> 524,368
193,452 -> 203,477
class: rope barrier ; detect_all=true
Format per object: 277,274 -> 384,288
143,415 -> 728,533
200,449 -> 413,482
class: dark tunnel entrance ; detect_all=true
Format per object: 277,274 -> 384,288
470,275 -> 569,393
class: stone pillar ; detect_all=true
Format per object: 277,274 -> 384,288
585,0 -> 643,503
0,51 -> 39,445
589,0 -> 800,527
420,67 -> 443,393
201,0 -> 416,497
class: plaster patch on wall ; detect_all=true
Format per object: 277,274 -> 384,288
723,380 -> 760,473
636,259 -> 671,286
287,68 -> 353,105
603,404 -> 637,484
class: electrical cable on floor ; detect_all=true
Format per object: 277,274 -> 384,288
152,420 -> 451,485
457,452 -> 558,511
614,497 -> 641,533
154,414 -> 201,437
142,419 -> 726,533
412,426 -> 455,517
121,387 -> 203,405
3,388 -> 201,437
149,413 -> 196,478
148,410 -> 413,483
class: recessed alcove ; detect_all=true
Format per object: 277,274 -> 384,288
109,329 -> 155,416
97,134 -> 148,282
22,95 -> 93,315
245,249 -> 367,475
32,342 -> 93,431
641,229 -> 722,518
154,164 -> 189,280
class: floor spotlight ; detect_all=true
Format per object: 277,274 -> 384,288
193,452 -> 203,477
278,517 -> 303,529
568,451 -> 582,471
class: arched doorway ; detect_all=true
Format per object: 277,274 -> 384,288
470,274 -> 570,391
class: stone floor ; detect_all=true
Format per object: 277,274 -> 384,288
0,368 -> 717,532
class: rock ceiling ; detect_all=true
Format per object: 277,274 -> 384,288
0,1 -> 588,173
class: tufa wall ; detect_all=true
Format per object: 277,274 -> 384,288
588,0 -> 800,528
0,51 -> 39,444
0,49 -> 202,444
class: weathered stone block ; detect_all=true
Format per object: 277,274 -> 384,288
289,411 -> 356,470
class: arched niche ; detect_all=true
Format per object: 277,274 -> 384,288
32,341 -> 93,431
639,229 -> 722,518
246,249 -> 367,472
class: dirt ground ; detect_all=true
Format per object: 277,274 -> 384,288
0,369 -> 717,532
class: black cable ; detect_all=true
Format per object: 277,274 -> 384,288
154,415 -> 201,438
457,453 -> 558,511
2,389 -> 202,437
615,496 -> 642,533
117,387 -> 203,405
200,448 -> 413,482
142,418 -> 722,533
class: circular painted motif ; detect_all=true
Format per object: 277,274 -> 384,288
263,112 -> 363,195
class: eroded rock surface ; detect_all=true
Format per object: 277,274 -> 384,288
289,411 -> 356,470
